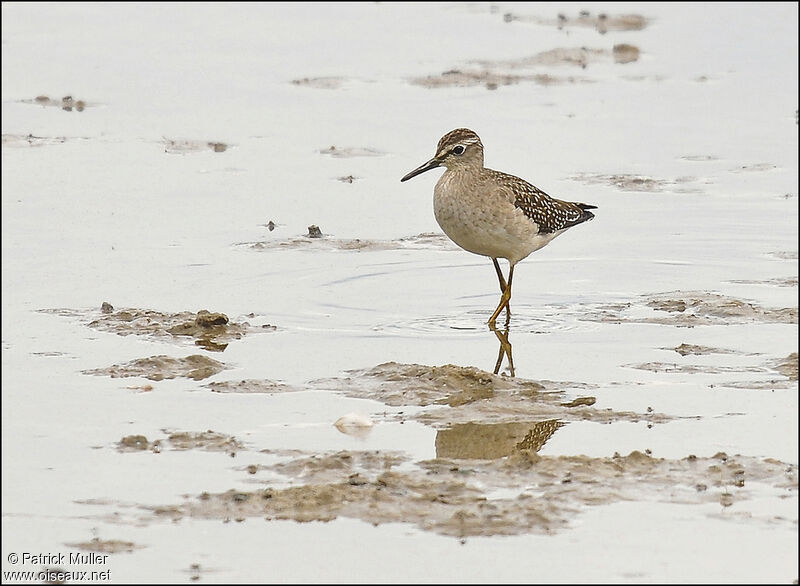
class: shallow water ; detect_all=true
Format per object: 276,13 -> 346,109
2,2 -> 798,583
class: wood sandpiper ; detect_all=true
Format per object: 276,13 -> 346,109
401,128 -> 596,326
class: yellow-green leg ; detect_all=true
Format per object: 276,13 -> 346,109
492,258 -> 507,292
488,263 -> 514,325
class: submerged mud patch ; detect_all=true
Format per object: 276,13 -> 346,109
117,435 -> 153,452
626,362 -> 768,376
117,430 -> 243,455
730,162 -> 778,173
567,172 -> 705,193
409,69 -> 590,90
84,354 -> 226,381
317,145 -> 385,158
20,94 -> 90,111
410,40 -> 643,90
241,231 -> 458,252
670,343 -> 754,356
505,10 -> 648,34
42,305 -> 271,351
627,351 -> 797,390
165,430 -> 244,454
2,133 -> 74,147
140,450 -> 795,538
645,292 -> 797,325
585,291 -> 798,327
472,47 -> 617,70
768,251 -> 798,261
268,450 -> 407,482
206,379 -> 299,394
290,76 -> 346,89
163,138 -> 230,153
66,537 -> 141,553
728,277 -> 798,288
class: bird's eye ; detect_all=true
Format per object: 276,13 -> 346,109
452,145 -> 465,155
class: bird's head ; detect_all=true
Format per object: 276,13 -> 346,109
400,128 -> 484,182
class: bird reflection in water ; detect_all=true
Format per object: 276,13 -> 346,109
435,419 -> 565,460
489,322 -> 514,377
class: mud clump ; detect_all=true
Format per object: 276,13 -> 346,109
42,305 -> 267,351
168,310 -> 237,350
305,225 -> 323,238
117,435 -> 152,452
84,354 -> 226,381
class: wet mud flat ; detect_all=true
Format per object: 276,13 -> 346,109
78,345 -> 797,540
86,353 -> 797,539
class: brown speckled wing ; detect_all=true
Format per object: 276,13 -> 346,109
490,170 -> 595,234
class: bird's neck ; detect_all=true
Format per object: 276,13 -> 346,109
438,165 -> 484,196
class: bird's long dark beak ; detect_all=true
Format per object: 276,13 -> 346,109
400,157 -> 441,182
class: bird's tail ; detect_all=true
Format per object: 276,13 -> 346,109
576,202 -> 596,223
